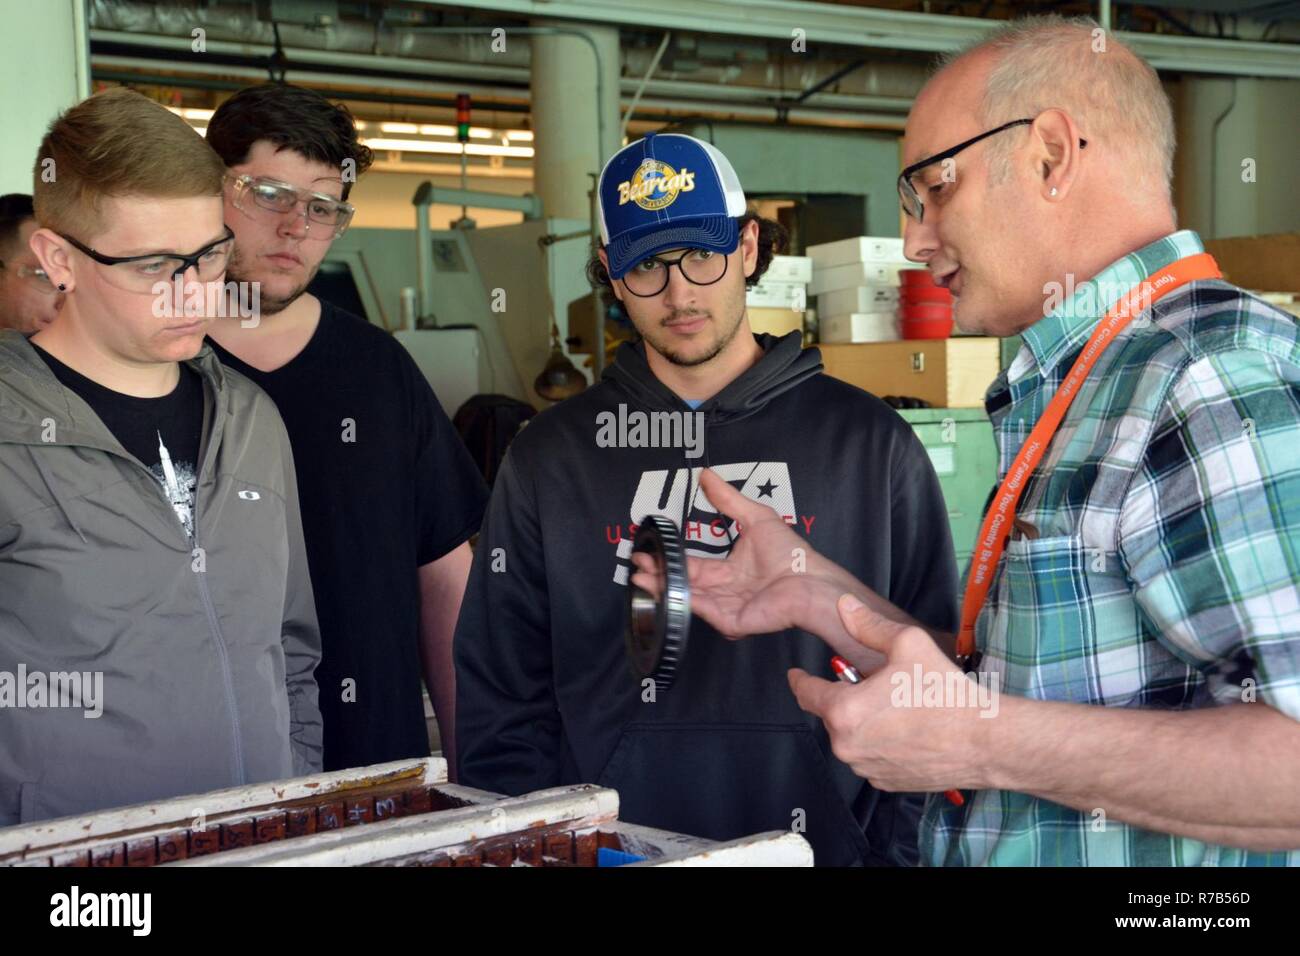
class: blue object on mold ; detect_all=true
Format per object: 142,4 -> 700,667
597,847 -> 647,867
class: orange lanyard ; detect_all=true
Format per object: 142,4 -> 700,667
957,253 -> 1222,663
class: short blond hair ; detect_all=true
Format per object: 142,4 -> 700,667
942,16 -> 1175,201
33,87 -> 226,237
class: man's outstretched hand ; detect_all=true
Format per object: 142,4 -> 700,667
630,468 -> 843,639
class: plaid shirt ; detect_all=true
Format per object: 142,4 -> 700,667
921,231 -> 1300,866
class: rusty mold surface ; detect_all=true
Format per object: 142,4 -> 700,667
372,825 -> 612,868
5,783 -> 476,869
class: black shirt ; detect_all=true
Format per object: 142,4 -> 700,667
32,343 -> 203,540
207,302 -> 488,771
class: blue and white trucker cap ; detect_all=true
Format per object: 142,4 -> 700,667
597,132 -> 747,280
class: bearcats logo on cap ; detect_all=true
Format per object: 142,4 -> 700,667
617,159 -> 696,211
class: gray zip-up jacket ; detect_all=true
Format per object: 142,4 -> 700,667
0,330 -> 322,826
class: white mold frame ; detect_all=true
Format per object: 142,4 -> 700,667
0,758 -> 814,867
0,757 -> 449,866
176,785 -> 814,867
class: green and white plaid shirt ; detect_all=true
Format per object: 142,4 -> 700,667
921,231 -> 1300,866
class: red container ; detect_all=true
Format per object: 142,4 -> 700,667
900,316 -> 954,339
899,268 -> 938,287
900,285 -> 953,305
899,302 -> 952,322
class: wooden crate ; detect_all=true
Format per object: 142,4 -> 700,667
748,305 -> 805,338
1203,233 -> 1300,293
818,337 -> 1001,408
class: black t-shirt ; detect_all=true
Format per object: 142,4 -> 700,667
207,302 -> 488,771
32,343 -> 203,540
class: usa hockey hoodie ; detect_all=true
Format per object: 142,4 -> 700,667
454,331 -> 959,865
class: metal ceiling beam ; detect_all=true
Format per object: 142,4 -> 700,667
89,30 -> 916,115
426,0 -> 1300,78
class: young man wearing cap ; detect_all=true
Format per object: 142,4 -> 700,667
0,88 -> 321,824
454,133 -> 959,865
203,84 -> 489,774
0,194 -> 65,333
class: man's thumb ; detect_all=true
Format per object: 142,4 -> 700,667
837,593 -> 892,653
698,467 -> 762,524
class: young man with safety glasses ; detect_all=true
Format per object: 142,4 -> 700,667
0,87 -> 323,824
454,133 -> 959,866
204,84 -> 488,775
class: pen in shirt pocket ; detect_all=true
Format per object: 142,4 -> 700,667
830,655 -> 965,808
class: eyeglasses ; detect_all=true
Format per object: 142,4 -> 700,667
621,248 -> 730,298
0,260 -> 58,295
898,117 -> 1088,223
57,226 -> 235,294
227,174 -> 354,238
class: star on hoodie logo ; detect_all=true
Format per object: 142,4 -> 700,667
756,478 -> 778,499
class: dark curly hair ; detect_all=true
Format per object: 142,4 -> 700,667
206,84 -> 373,200
586,212 -> 787,290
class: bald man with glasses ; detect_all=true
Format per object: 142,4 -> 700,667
652,16 -> 1300,867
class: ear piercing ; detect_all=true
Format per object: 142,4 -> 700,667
1050,187 -> 1058,197
57,283 -> 67,291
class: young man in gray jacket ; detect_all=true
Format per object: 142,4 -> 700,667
0,87 -> 322,826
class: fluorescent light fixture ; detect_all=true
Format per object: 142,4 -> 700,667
467,142 -> 533,157
166,107 -> 215,121
360,137 -> 533,158
378,121 -> 493,138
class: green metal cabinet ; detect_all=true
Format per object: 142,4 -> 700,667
896,407 -> 997,578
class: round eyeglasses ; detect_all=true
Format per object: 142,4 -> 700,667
620,248 -> 729,298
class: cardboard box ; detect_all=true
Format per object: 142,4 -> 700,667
746,279 -> 807,310
819,285 -> 900,316
820,311 -> 899,344
764,255 -> 813,284
810,260 -> 912,296
819,338 -> 1001,407
806,236 -> 906,268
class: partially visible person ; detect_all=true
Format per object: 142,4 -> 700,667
0,87 -> 322,825
0,193 -> 64,333
204,84 -> 488,774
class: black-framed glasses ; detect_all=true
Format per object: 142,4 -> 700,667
227,173 -> 354,238
621,248 -> 729,298
898,117 -> 1088,223
57,226 -> 235,294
